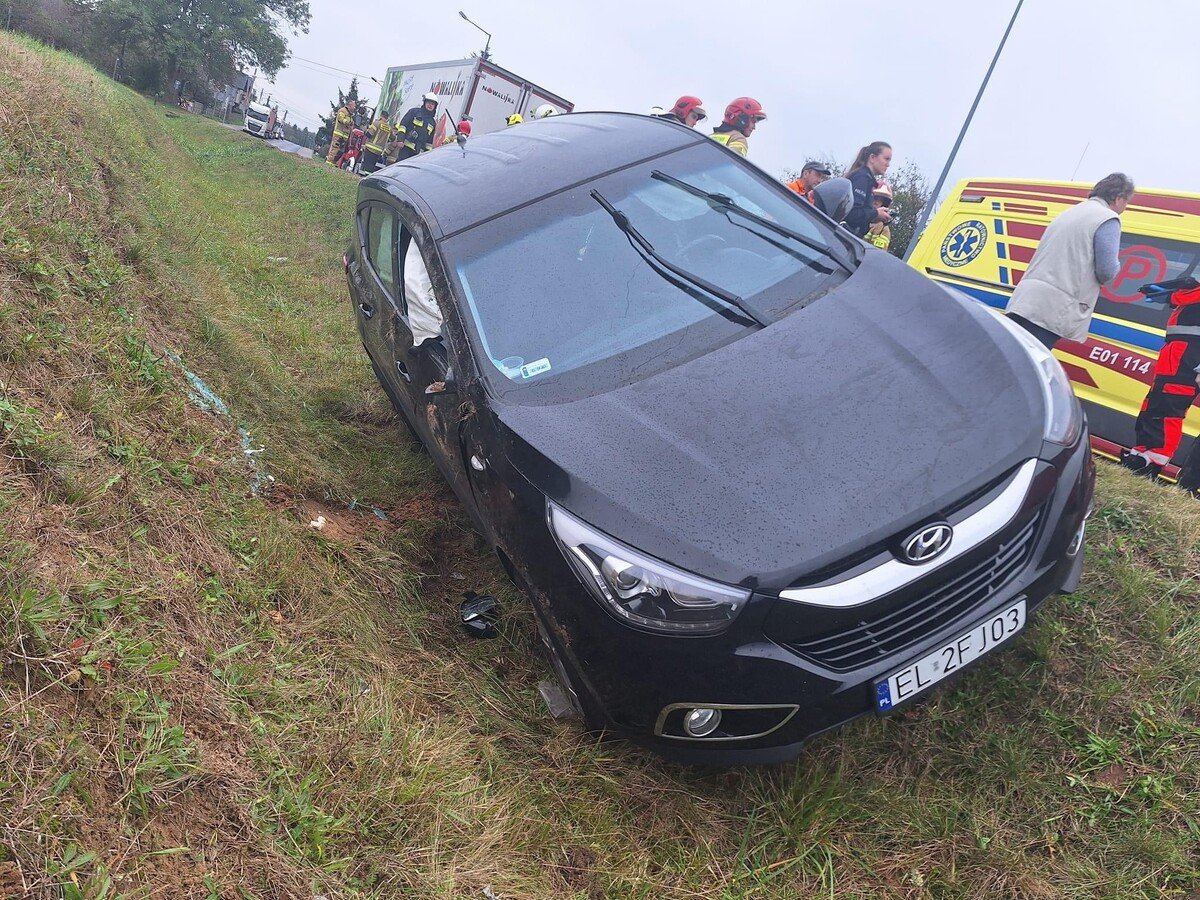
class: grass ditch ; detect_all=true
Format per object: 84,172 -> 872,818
1,30 -> 1198,899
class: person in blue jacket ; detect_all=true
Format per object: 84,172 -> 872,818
844,141 -> 893,238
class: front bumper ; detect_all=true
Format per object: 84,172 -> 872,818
540,435 -> 1094,766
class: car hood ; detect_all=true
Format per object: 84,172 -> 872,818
495,250 -> 1047,594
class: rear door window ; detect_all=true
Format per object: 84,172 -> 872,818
1097,233 -> 1200,329
365,204 -> 398,299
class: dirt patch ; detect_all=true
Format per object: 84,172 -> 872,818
1093,764 -> 1128,790
551,845 -> 603,899
298,499 -> 387,542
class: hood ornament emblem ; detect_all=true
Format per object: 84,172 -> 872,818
901,523 -> 953,564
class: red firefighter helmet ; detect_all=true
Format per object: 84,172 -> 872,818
669,95 -> 707,122
722,97 -> 767,131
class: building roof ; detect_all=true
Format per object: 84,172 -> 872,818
367,112 -> 707,237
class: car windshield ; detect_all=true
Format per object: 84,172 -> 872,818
247,109 -> 269,122
444,143 -> 855,400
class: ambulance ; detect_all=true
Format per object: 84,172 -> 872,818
908,179 -> 1200,480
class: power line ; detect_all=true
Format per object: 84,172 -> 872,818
288,54 -> 376,82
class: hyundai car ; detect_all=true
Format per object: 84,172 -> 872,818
345,113 -> 1095,765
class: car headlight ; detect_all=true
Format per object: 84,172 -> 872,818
937,285 -> 1083,446
988,309 -> 1083,445
547,502 -> 750,634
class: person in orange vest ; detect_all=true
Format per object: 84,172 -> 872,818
786,161 -> 833,201
1121,277 -> 1200,498
325,99 -> 356,165
709,98 -> 766,157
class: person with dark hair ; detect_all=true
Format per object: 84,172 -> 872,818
1005,172 -> 1135,348
843,141 -> 892,237
657,96 -> 707,128
709,97 -> 766,157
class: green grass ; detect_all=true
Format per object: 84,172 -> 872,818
1,30 -> 1198,899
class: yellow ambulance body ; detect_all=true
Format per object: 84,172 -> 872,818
908,178 -> 1200,479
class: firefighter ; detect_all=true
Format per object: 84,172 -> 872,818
437,118 -> 471,147
325,99 -> 356,165
360,110 -> 392,174
395,93 -> 439,161
709,98 -> 766,157
1121,278 -> 1200,497
506,113 -> 523,126
532,104 -> 558,119
866,182 -> 894,250
656,96 -> 707,128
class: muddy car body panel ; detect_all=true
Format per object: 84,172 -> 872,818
347,112 -> 1095,764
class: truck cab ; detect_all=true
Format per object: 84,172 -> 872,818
243,102 -> 274,138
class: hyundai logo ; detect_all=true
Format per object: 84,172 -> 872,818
900,523 -> 953,564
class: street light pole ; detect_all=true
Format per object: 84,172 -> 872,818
458,11 -> 492,61
903,0 -> 1024,261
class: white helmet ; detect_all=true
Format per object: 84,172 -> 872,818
533,103 -> 558,119
421,92 -> 438,104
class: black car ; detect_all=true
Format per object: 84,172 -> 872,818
346,113 -> 1094,765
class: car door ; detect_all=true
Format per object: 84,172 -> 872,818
354,201 -> 411,401
389,217 -> 485,525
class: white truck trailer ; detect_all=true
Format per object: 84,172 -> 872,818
374,57 -> 573,146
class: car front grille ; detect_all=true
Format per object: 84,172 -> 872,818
783,507 -> 1045,671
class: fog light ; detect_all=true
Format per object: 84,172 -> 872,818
684,707 -> 722,737
1067,522 -> 1086,557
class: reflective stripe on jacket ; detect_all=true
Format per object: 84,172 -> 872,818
396,105 -> 436,152
709,130 -> 748,157
333,106 -> 353,138
365,119 -> 392,153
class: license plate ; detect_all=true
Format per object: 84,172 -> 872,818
875,599 -> 1026,713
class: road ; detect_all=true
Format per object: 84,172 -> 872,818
220,122 -> 314,159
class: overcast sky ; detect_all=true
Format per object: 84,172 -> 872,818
264,0 -> 1196,195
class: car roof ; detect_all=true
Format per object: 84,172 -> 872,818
364,112 -> 709,237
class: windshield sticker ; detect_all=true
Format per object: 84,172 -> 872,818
520,358 -> 552,379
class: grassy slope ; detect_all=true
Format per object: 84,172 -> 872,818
1,32 -> 1198,900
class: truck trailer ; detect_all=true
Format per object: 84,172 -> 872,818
374,57 -> 573,146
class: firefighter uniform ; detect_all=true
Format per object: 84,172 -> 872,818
1123,282 -> 1200,487
395,104 -> 436,160
326,104 -> 354,164
709,129 -> 748,157
360,116 -> 392,174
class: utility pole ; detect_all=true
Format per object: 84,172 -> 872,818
904,0 -> 1024,261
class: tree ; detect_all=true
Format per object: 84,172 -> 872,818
62,0 -> 311,95
883,160 -> 932,259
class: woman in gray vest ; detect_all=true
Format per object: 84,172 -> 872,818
1006,173 -> 1135,348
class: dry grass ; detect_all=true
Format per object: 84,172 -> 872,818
0,32 -> 1197,899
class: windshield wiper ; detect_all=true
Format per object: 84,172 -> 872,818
650,170 -> 855,276
590,190 -> 767,328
